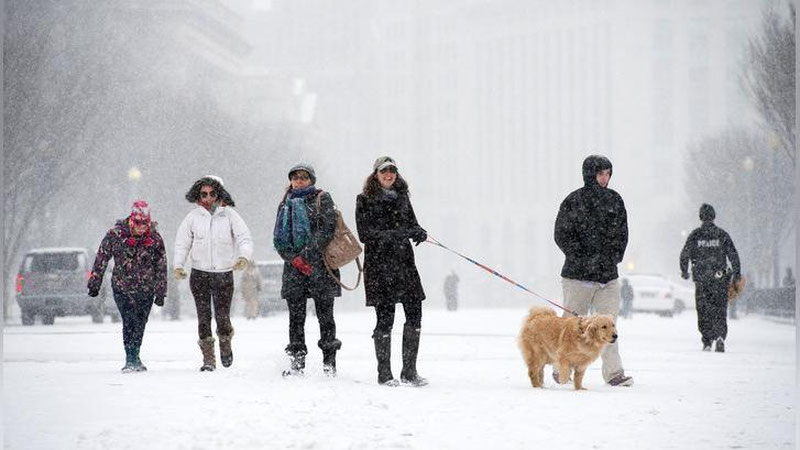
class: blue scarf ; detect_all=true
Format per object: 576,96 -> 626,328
273,186 -> 316,254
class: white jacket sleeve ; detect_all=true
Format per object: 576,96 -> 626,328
173,212 -> 194,270
229,209 -> 254,261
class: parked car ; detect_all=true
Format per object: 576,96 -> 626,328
622,273 -> 688,317
669,280 -> 696,312
16,247 -> 119,325
256,260 -> 287,315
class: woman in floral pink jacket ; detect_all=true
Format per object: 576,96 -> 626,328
88,200 -> 167,373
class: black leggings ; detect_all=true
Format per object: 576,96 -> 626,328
373,301 -> 422,337
286,297 -> 336,350
190,269 -> 234,339
113,289 -> 153,348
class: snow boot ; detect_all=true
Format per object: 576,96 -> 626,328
319,339 -> 342,377
715,337 -> 725,353
198,336 -> 216,372
400,325 -> 428,387
219,331 -> 234,368
131,345 -> 147,372
121,345 -> 137,373
373,333 -> 399,386
282,343 -> 307,377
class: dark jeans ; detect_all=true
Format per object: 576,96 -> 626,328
113,289 -> 153,348
373,301 -> 422,337
695,280 -> 728,345
190,269 -> 234,339
286,297 -> 336,351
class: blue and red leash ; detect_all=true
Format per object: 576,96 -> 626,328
424,235 -> 579,317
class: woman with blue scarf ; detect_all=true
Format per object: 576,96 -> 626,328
274,163 -> 342,376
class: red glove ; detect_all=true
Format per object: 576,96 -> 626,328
291,256 -> 313,276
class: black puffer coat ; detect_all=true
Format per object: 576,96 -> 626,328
679,222 -> 740,283
276,189 -> 342,300
554,156 -> 628,284
356,191 -> 426,306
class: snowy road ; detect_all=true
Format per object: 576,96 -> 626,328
3,308 -> 795,449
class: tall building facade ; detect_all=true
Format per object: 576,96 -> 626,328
236,0 -> 768,306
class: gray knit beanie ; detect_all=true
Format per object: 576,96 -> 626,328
288,163 -> 316,184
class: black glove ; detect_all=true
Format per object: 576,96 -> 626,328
154,296 -> 165,307
88,288 -> 100,298
681,271 -> 689,280
410,228 -> 427,245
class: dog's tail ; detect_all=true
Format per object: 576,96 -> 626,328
526,306 -> 557,321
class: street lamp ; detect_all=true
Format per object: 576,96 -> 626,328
127,167 -> 142,201
742,156 -> 754,172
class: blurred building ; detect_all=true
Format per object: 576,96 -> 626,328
229,0 -> 768,306
16,0 -> 311,265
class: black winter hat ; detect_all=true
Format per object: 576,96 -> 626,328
582,154 -> 613,185
288,163 -> 316,184
699,204 -> 715,222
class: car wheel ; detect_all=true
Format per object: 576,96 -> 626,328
111,312 -> 121,323
673,300 -> 686,316
21,308 -> 35,326
41,313 -> 55,325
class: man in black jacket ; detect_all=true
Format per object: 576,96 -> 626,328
680,204 -> 741,352
554,155 -> 632,387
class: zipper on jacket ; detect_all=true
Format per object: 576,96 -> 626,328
209,211 -> 215,270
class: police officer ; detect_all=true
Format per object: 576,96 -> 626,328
680,204 -> 741,352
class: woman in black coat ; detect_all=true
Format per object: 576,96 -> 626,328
355,156 -> 428,386
273,163 -> 342,376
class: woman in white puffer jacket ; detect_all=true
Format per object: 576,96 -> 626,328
174,175 -> 253,372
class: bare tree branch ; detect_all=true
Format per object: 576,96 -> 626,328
744,2 -> 796,166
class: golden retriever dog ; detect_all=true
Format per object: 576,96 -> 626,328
518,307 -> 617,390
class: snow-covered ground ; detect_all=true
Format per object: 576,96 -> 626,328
3,307 -> 795,450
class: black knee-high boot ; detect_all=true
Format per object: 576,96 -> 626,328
373,333 -> 398,386
400,325 -> 428,386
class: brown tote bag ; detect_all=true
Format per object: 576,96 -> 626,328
316,192 -> 363,290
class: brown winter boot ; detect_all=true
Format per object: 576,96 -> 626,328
198,336 -> 216,372
218,331 -> 234,368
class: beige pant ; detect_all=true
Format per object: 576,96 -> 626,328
561,277 -> 625,382
244,295 -> 259,319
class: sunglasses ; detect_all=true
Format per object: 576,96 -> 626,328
200,190 -> 217,198
290,174 -> 310,181
379,167 -> 397,174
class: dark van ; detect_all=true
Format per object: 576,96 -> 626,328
16,247 -> 115,325
256,260 -> 286,315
